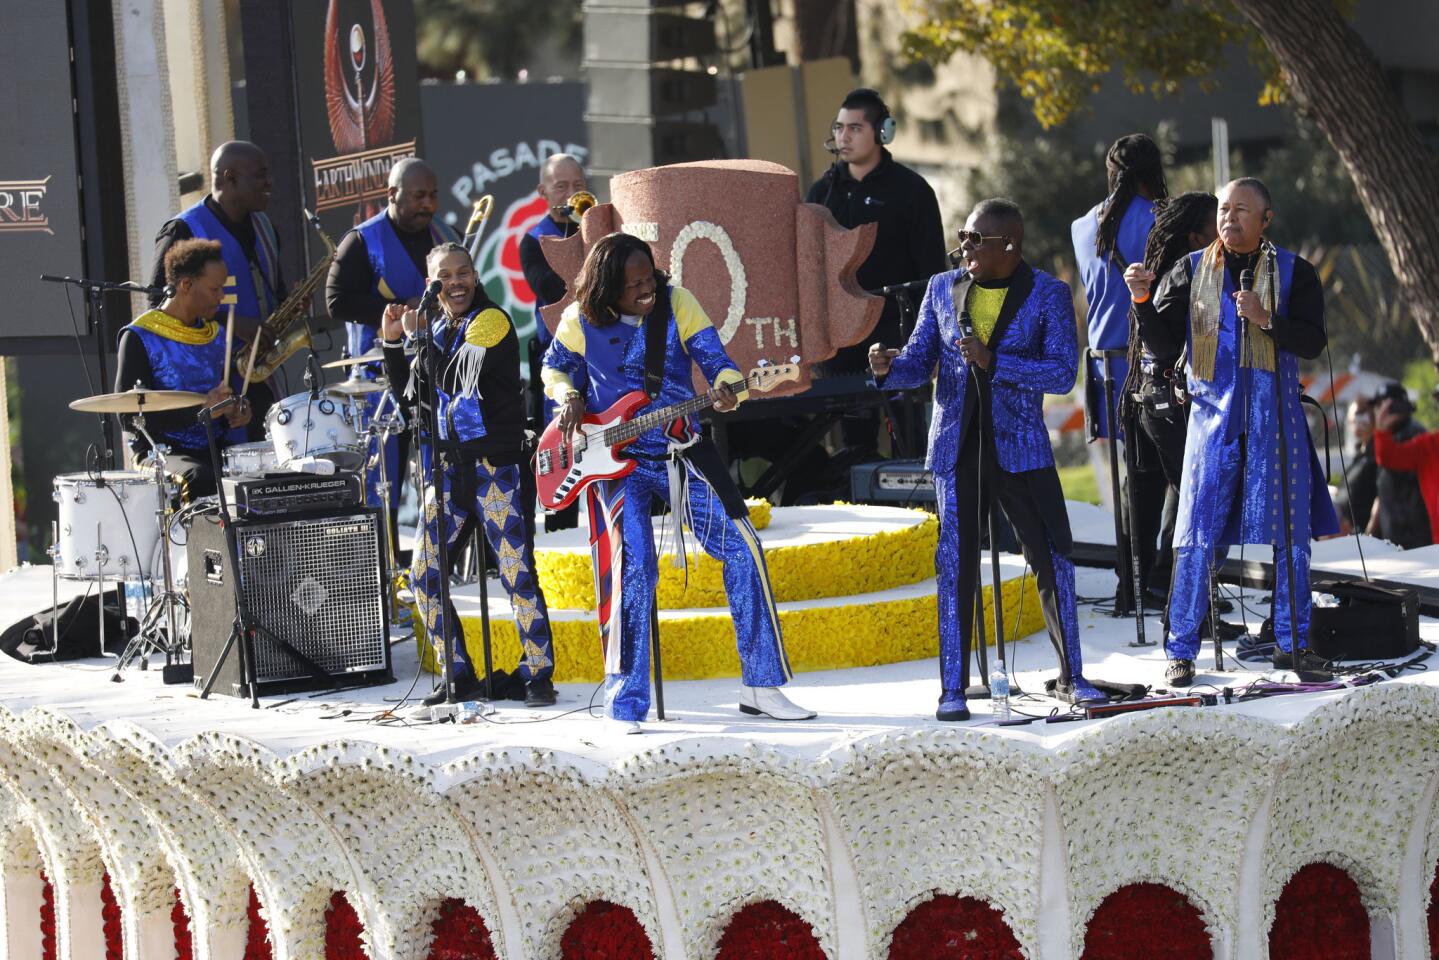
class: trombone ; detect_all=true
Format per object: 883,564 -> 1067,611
562,190 -> 596,224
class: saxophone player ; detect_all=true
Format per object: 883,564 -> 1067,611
149,142 -> 285,346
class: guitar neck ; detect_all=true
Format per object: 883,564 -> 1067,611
601,374 -> 757,447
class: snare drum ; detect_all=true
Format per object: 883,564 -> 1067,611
265,391 -> 362,469
223,440 -> 278,477
52,471 -> 164,581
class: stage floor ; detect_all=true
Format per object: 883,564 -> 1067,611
2,559 -> 1433,764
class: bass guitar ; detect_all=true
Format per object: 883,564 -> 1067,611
534,363 -> 798,510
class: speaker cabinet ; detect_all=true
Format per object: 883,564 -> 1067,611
187,508 -> 392,697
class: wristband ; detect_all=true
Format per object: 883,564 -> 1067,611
1131,291 -> 1150,304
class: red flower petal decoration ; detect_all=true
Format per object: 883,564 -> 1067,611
101,871 -> 123,960
324,891 -> 367,960
715,900 -> 826,960
1428,862 -> 1439,959
427,897 -> 497,960
174,887 -> 194,960
888,894 -> 1024,959
1081,883 -> 1211,960
40,870 -> 56,960
245,884 -> 274,960
560,900 -> 655,960
1269,863 -> 1369,959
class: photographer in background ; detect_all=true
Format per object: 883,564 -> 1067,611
1370,383 -> 1435,548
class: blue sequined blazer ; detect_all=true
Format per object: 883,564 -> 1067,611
877,263 -> 1078,474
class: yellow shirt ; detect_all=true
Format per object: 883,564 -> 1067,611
965,283 -> 1007,346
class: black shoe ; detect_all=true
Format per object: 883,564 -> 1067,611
422,671 -> 483,706
525,678 -> 557,707
1216,597 -> 1234,614
1166,659 -> 1196,688
1272,647 -> 1293,670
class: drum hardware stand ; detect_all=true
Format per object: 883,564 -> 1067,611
358,390 -> 405,624
46,522 -> 60,657
111,419 -> 190,682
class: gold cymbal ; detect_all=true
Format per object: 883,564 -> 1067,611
322,348 -> 389,369
69,388 -> 208,414
325,378 -> 390,396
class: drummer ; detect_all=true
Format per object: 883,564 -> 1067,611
325,157 -> 459,526
115,238 -> 272,498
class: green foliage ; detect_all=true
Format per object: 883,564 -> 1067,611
1403,357 -> 1438,428
1057,463 -> 1100,505
900,0 -> 1264,128
415,0 -> 581,81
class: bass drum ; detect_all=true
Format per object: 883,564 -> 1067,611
223,440 -> 278,477
52,471 -> 164,581
265,391 -> 362,469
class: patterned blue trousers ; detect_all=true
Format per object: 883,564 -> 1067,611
589,453 -> 791,721
413,456 -> 554,681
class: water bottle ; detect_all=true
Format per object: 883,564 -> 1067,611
456,701 -> 482,724
990,660 -> 1011,722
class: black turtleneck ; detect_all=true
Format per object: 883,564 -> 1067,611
326,213 -> 439,327
1133,245 -> 1326,363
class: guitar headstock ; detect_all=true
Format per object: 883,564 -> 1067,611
746,360 -> 801,394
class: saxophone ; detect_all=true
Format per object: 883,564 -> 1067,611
245,209 -> 336,382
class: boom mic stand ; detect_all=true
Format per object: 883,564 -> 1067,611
1261,244 -> 1305,673
414,299 -> 495,706
40,275 -> 168,469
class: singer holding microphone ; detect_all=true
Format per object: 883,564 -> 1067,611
870,199 -> 1103,720
1124,178 -> 1336,686
382,242 -> 557,709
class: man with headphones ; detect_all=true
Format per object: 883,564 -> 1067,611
807,88 -> 947,381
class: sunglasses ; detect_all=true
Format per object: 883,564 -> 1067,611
956,230 -> 1010,249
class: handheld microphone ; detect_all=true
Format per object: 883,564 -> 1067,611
1239,269 -> 1254,292
417,279 -> 443,317
959,308 -> 976,341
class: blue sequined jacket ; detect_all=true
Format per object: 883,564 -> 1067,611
878,263 -> 1078,474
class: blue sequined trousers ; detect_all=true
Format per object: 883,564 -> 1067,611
412,457 -> 554,681
596,456 -> 790,722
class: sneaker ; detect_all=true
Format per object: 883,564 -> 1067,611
1166,659 -> 1196,688
935,690 -> 971,722
524,678 -> 557,708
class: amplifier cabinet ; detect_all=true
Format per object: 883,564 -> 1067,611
187,507 -> 393,697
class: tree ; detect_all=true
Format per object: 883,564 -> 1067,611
414,0 -> 580,82
902,0 -> 1439,364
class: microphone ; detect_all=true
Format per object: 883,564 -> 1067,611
197,395 -> 240,422
959,308 -> 976,341
823,136 -> 840,156
1239,269 -> 1254,292
304,353 -> 322,398
417,279 -> 443,317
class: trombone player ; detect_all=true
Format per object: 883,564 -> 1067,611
519,152 -> 591,531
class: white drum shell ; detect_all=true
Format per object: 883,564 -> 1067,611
52,471 -> 164,581
223,440 -> 279,477
265,392 -> 362,468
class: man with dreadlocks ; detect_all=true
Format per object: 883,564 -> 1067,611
1124,178 -> 1337,687
1072,133 -> 1167,606
542,232 -> 814,732
1119,192 -> 1217,616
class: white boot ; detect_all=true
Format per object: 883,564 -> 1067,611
739,686 -> 816,720
605,717 -> 644,735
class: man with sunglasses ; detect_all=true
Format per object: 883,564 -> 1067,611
870,198 -> 1104,720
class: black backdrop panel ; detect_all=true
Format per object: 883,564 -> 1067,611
289,0 -> 423,272
0,0 -> 87,340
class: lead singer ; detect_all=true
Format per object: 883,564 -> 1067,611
541,232 -> 813,732
871,199 -> 1103,720
1125,178 -> 1337,685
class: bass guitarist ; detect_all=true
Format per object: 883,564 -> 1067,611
541,232 -> 814,732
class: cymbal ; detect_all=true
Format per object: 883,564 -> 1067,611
322,348 -> 390,369
326,378 -> 389,397
70,388 -> 208,414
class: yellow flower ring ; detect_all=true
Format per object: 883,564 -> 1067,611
415,504 -> 1045,683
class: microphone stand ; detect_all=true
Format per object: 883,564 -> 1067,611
40,275 -> 165,468
1262,244 -> 1304,671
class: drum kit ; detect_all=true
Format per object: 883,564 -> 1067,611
55,352 -> 409,678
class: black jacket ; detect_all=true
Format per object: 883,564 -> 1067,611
806,149 -> 947,371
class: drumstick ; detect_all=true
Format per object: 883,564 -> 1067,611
222,303 -> 236,389
240,329 -> 263,397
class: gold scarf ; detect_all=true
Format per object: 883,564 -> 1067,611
1187,239 -> 1275,381
129,309 -> 219,345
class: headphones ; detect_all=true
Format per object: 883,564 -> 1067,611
876,108 -> 896,145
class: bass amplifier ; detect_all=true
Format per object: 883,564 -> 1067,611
221,471 -> 364,518
186,508 -> 393,697
851,458 -> 936,505
1307,578 -> 1420,662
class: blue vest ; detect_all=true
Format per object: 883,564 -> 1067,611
1072,195 -> 1154,351
433,306 -> 503,445
348,213 -> 459,359
526,216 -> 568,348
176,201 -> 279,324
120,316 -> 244,449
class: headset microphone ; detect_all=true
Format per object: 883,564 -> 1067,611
823,136 -> 840,156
